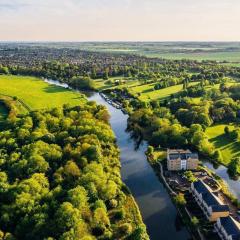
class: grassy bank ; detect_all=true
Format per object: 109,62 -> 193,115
206,124 -> 240,165
0,75 -> 86,109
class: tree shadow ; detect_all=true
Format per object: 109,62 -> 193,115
227,142 -> 240,157
210,134 -> 233,148
142,88 -> 154,93
210,134 -> 240,159
43,85 -> 70,93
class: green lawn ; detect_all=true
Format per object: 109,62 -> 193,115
0,75 -> 86,110
206,124 -> 240,165
94,77 -> 139,90
130,82 -> 199,101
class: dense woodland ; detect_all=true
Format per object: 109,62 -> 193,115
0,102 -> 148,240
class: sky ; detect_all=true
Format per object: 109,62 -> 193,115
0,0 -> 240,41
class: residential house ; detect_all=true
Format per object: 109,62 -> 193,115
191,180 -> 229,221
215,216 -> 240,240
167,149 -> 199,171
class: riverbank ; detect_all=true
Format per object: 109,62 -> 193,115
146,151 -> 204,240
96,89 -> 240,239
88,93 -> 191,240
146,148 -> 240,239
102,88 -> 240,200
41,79 -> 191,240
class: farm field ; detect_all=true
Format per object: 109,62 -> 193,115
0,75 -> 86,110
141,51 -> 240,62
129,82 -> 199,101
206,124 -> 240,165
67,42 -> 240,62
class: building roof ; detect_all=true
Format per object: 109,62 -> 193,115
202,191 -> 221,206
168,149 -> 191,154
168,149 -> 198,161
193,180 -> 229,212
211,204 -> 229,212
193,180 -> 210,195
219,216 -> 240,239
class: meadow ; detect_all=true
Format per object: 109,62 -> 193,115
94,77 -> 139,90
129,82 -> 199,101
71,42 -> 240,62
0,75 -> 86,110
206,124 -> 240,165
141,51 -> 240,62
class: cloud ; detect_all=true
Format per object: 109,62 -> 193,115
0,1 -> 27,11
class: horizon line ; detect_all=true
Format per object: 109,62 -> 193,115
1,40 -> 240,43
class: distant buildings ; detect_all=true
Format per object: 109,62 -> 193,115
167,149 -> 199,171
191,180 -> 229,222
215,216 -> 240,240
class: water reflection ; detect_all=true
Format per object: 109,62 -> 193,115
44,78 -> 95,97
88,93 -> 190,240
44,79 -> 190,240
203,161 -> 240,200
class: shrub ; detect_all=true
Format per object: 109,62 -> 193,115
119,223 -> 133,235
174,193 -> 186,206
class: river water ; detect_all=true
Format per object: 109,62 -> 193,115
203,161 -> 240,200
88,93 -> 191,240
44,79 -> 190,240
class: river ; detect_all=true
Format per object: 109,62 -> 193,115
44,79 -> 190,240
203,161 -> 240,200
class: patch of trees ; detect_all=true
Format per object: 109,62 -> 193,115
228,158 -> 240,177
0,97 -> 19,124
210,98 -> 239,122
127,108 -> 215,158
0,103 -> 148,240
182,84 -> 206,97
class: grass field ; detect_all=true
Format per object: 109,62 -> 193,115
206,124 -> 240,165
129,82 -> 199,101
74,42 -> 240,62
94,77 -> 139,90
141,51 -> 240,62
0,75 -> 86,110
221,63 -> 240,67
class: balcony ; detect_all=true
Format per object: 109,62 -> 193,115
214,224 -> 228,240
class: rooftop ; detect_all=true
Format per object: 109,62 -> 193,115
193,180 -> 229,213
219,216 -> 240,239
168,149 -> 198,161
193,180 -> 210,195
202,191 -> 222,206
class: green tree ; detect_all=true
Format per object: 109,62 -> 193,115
174,193 -> 186,206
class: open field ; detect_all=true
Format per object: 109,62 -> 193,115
221,63 -> 240,67
129,82 -> 199,101
206,124 -> 240,165
60,42 -> 240,62
0,75 -> 86,110
94,77 -> 139,90
141,51 -> 240,62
